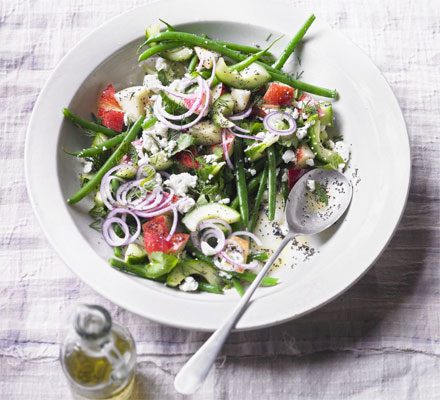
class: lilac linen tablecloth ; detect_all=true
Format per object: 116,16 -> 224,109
1,0 -> 439,399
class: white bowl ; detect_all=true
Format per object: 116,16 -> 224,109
25,0 -> 410,331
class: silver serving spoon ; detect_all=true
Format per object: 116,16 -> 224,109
174,169 -> 353,395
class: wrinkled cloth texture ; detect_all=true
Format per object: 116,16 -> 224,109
1,0 -> 439,399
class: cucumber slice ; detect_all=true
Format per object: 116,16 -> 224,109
115,165 -> 137,179
319,102 -> 333,127
149,151 -> 173,170
182,203 -> 241,232
115,86 -> 150,123
166,259 -> 222,287
188,121 -> 222,145
212,93 -> 236,128
230,88 -> 251,112
125,243 -> 148,264
161,46 -> 193,62
307,115 -> 344,169
215,57 -> 270,90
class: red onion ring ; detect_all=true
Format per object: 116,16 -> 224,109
222,129 -> 234,170
100,165 -> 129,210
200,228 -> 226,256
103,208 -> 141,247
166,207 -> 178,241
157,76 -> 204,120
198,219 -> 232,234
230,124 -> 250,133
153,79 -> 210,130
229,129 -> 264,141
229,231 -> 262,246
229,107 -> 252,121
263,111 -> 297,136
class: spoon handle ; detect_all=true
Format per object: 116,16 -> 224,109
174,233 -> 295,395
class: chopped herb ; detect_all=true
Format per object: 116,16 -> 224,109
314,182 -> 329,206
89,219 -> 102,232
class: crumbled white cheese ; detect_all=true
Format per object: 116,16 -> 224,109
83,161 -> 93,174
142,135 -> 160,154
179,276 -> 199,292
282,149 -> 296,164
218,198 -> 230,205
143,74 -> 163,92
249,168 -> 257,176
143,121 -> 168,138
326,140 -> 335,150
307,179 -> 316,192
301,113 -> 309,120
208,174 -> 214,181
296,123 -> 310,140
281,170 -> 288,182
177,196 -> 195,214
165,140 -> 177,154
155,57 -> 170,71
164,173 -> 197,196
295,101 -> 304,109
334,141 -> 350,162
306,158 -> 315,167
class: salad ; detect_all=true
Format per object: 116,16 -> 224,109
64,15 -> 350,295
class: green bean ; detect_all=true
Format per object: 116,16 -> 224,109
63,108 -> 119,137
198,282 -> 224,294
231,173 -> 262,210
267,147 -> 277,221
273,14 -> 316,70
109,258 -> 167,282
146,31 -> 337,98
233,271 -> 279,287
72,116 -> 155,157
73,133 -> 125,157
113,247 -> 123,258
230,36 -> 282,72
188,54 -> 199,73
67,116 -> 144,204
234,138 -> 249,226
231,278 -> 245,297
248,167 -> 268,232
138,41 -> 183,62
268,70 -> 336,98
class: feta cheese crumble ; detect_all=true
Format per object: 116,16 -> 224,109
179,276 -> 199,292
249,168 -> 257,176
83,161 -> 93,174
177,197 -> 195,214
282,150 -> 296,164
218,198 -> 230,205
164,173 -> 197,196
306,179 -> 316,192
306,158 -> 315,167
296,123 -> 310,140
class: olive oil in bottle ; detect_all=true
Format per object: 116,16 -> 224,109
60,305 -> 136,399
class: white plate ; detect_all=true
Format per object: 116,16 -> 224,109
25,0 -> 410,331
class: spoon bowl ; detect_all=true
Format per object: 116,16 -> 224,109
286,169 -> 353,235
